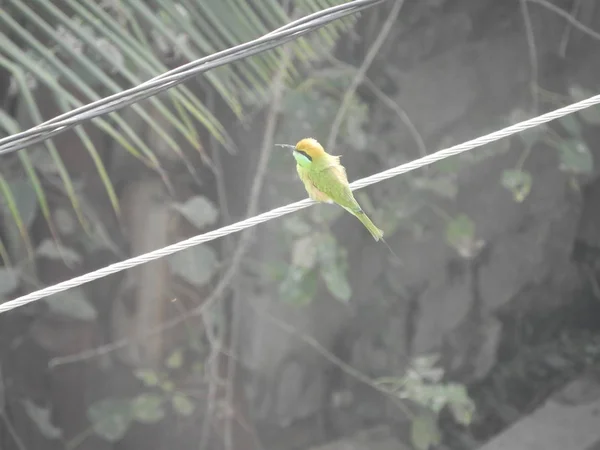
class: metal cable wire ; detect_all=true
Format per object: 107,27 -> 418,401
0,0 -> 389,155
2,92 -> 600,314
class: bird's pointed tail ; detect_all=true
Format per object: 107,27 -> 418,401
355,210 -> 384,241
349,208 -> 400,263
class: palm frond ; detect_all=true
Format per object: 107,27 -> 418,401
0,108 -> 60,251
0,0 -> 363,260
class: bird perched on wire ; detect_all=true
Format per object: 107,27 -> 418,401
277,137 -> 384,241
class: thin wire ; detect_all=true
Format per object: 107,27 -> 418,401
2,92 -> 600,314
0,0 -> 388,155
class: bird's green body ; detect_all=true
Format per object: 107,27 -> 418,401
286,138 -> 384,241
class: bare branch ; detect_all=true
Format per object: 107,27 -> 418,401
326,0 -> 406,151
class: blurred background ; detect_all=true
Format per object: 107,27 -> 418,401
1,0 -> 600,449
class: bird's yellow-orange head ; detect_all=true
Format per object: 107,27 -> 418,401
293,138 -> 326,168
295,138 -> 326,157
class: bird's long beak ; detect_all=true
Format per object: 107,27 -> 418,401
275,144 -> 296,151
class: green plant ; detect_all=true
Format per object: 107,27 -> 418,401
376,355 -> 475,450
502,84 -> 598,203
279,217 -> 352,305
85,347 -> 196,444
0,0 -> 359,256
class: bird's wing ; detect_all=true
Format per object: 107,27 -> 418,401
309,163 -> 360,211
297,164 -> 333,203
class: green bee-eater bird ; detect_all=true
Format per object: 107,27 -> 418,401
278,138 -> 384,241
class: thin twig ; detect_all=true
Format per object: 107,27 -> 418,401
198,88 -> 234,450
221,45 -> 291,450
326,0 -> 405,151
47,255 -> 244,368
249,303 -> 414,419
558,0 -> 583,57
210,106 -> 233,232
362,76 -> 427,158
198,309 -> 223,450
520,0 -> 539,114
325,55 -> 427,158
526,0 -> 600,41
1,412 -> 28,450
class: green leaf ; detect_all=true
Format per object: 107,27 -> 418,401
569,85 -> 600,124
161,380 -> 175,392
165,349 -> 184,369
131,393 -> 165,424
6,178 -> 39,228
87,398 -> 132,442
445,214 -> 475,249
509,108 -> 546,147
167,245 -> 219,287
173,196 -> 219,230
568,85 -> 588,101
317,236 -> 351,302
0,268 -> 19,296
171,392 -> 195,417
445,385 -> 476,425
22,398 -> 63,439
321,262 -> 352,302
412,355 -> 444,383
413,354 -> 440,371
44,287 -> 97,321
54,208 -> 76,235
192,361 -> 204,374
556,139 -> 594,175
134,369 -> 160,387
412,176 -> 458,199
410,412 -> 441,450
0,174 -> 35,258
434,156 -> 463,174
501,169 -> 532,203
292,235 -> 318,269
311,200 -> 345,224
279,266 -> 317,306
36,239 -> 82,265
558,115 -> 582,136
28,148 -> 62,174
450,400 -> 475,426
283,216 -> 312,236
578,106 -> 600,125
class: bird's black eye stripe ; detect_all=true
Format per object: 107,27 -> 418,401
296,150 -> 312,161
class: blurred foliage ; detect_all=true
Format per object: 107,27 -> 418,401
278,229 -> 351,305
0,0 -> 358,266
275,67 -> 370,150
22,399 -> 63,440
501,169 -> 532,203
270,73 -> 599,308
0,1 -> 372,446
85,345 -> 201,444
0,0 -> 365,323
501,84 -> 598,203
377,355 -> 475,450
1,0 -> 598,448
